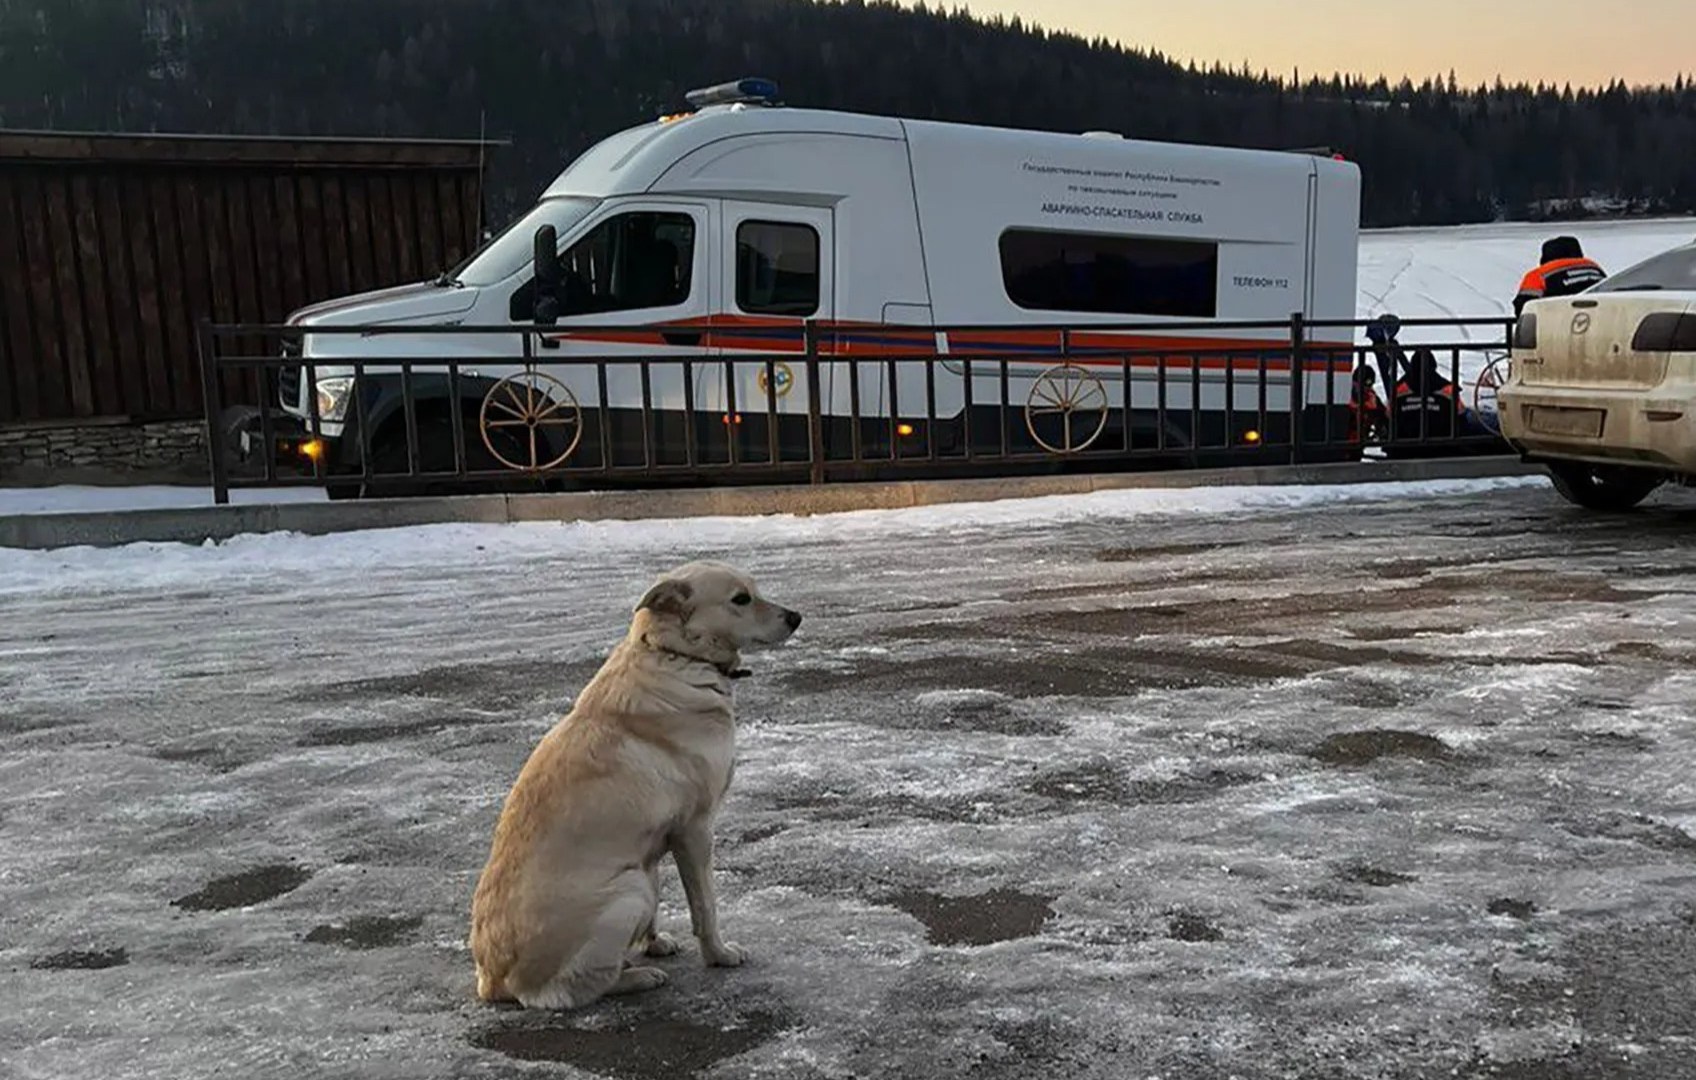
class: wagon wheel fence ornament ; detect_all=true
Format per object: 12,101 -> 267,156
1024,363 -> 1109,454
478,370 -> 583,471
1471,352 -> 1512,436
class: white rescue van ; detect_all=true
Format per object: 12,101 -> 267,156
270,79 -> 1362,488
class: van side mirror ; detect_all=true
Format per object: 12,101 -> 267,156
533,225 -> 561,326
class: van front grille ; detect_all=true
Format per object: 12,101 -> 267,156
278,335 -> 302,410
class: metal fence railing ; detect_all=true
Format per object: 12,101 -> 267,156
198,314 -> 1515,503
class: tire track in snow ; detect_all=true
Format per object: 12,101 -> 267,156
1359,256 -> 1413,312
1415,290 -> 1479,345
1445,266 -> 1509,314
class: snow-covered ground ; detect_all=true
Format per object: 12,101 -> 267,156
1357,216 -> 1695,381
0,485 -> 327,516
3,217 -> 1691,519
1358,217 -> 1694,333
5,477 -> 1696,1079
1353,217 -> 1696,403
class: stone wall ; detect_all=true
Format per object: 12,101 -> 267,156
0,420 -> 208,482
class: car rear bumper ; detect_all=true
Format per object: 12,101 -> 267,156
1499,382 -> 1696,473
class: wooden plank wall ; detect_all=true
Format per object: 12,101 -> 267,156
0,138 -> 489,425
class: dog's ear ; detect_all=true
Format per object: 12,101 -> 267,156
636,579 -> 693,619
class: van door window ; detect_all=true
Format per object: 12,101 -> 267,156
511,211 -> 695,320
999,229 -> 1219,318
735,221 -> 820,316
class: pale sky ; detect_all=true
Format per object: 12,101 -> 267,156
913,1 -> 1694,88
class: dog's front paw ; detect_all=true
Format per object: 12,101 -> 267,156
645,931 -> 681,958
702,940 -> 747,967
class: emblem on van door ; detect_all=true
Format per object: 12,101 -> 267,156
1571,312 -> 1592,335
757,362 -> 794,399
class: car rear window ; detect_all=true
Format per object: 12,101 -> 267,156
1592,244 -> 1696,293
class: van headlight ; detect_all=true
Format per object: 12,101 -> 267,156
314,377 -> 355,422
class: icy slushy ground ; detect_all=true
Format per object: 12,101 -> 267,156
5,475 -> 1696,1079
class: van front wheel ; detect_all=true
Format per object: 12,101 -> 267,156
1546,462 -> 1663,512
351,408 -> 549,497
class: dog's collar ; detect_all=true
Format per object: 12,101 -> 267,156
648,639 -> 749,682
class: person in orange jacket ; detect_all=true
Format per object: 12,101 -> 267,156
1363,316 -> 1494,441
1347,365 -> 1387,443
1391,347 -> 1468,438
1512,236 -> 1607,316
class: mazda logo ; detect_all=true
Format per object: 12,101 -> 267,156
1571,312 -> 1592,334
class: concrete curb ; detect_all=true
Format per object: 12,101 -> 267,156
0,456 -> 1545,551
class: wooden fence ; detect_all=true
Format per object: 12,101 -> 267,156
0,131 -> 499,426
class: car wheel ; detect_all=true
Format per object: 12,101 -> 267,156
1546,462 -> 1663,511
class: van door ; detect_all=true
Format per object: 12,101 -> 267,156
709,202 -> 835,465
508,199 -> 716,469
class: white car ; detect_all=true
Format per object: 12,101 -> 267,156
1500,238 -> 1696,510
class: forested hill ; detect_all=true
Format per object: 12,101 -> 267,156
3,0 -> 1695,230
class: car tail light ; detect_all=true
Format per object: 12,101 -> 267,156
1513,312 -> 1537,349
1630,311 -> 1696,352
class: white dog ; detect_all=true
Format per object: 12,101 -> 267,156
469,561 -> 801,1009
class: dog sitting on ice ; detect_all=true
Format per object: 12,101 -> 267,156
469,561 -> 801,1009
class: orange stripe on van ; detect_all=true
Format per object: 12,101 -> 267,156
545,317 -> 1356,372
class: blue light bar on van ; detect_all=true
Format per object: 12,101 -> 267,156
685,78 -> 780,109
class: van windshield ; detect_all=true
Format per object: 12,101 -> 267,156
448,196 -> 600,287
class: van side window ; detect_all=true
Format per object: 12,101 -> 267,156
512,211 -> 695,320
999,229 -> 1219,318
735,221 -> 819,316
